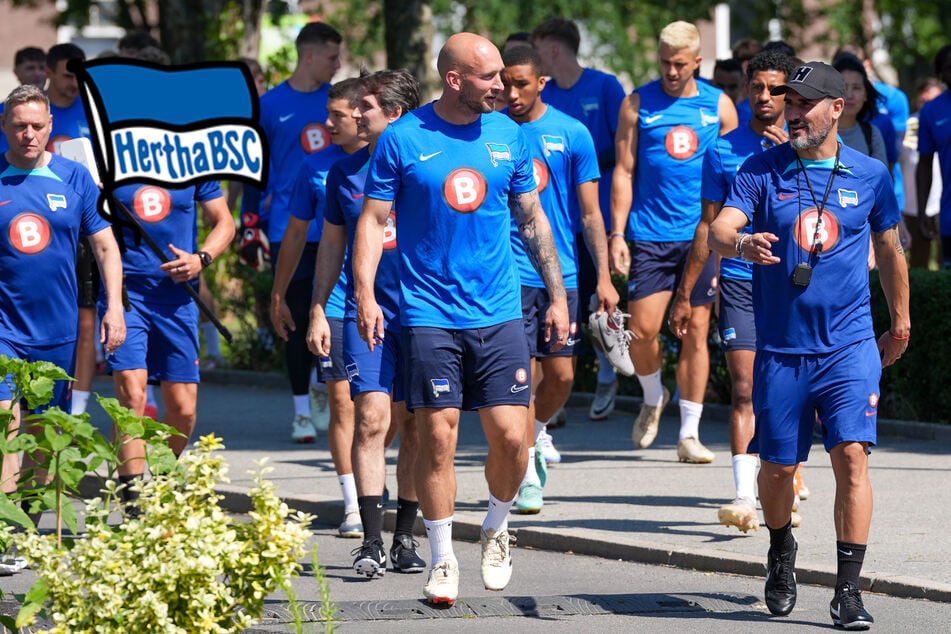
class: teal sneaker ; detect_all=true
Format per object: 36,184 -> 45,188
515,482 -> 544,514
534,439 -> 548,488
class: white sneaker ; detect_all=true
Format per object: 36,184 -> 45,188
589,380 -> 618,420
677,437 -> 715,463
588,309 -> 635,376
537,430 -> 561,464
309,384 -> 330,432
291,414 -> 316,443
424,559 -> 460,605
480,528 -> 513,591
631,387 -> 670,448
338,510 -> 363,538
718,497 -> 759,533
0,551 -> 27,576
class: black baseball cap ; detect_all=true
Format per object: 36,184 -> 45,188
771,61 -> 845,100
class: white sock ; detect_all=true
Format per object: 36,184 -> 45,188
424,516 -> 455,564
293,394 -> 310,417
733,454 -> 759,502
338,473 -> 359,513
595,347 -> 617,384
71,389 -> 90,415
146,384 -> 157,407
482,494 -> 515,533
636,369 -> 665,406
522,447 -> 541,486
200,321 -> 221,359
678,399 -> 703,440
533,419 -> 547,440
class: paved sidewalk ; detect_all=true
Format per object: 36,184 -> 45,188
195,370 -> 951,603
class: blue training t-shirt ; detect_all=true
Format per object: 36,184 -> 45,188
917,90 -> 951,236
724,143 -> 900,353
111,181 -> 222,304
507,105 -> 599,289
365,103 -> 535,329
288,144 -> 348,318
701,123 -> 784,281
0,155 -> 108,344
258,81 -> 332,244
324,146 -> 401,331
628,79 -> 724,242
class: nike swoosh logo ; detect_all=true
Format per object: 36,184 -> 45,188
644,114 -> 663,124
510,384 -> 530,393
279,113 -> 295,122
419,151 -> 442,161
778,193 -> 797,200
865,410 -> 876,417
352,193 -> 365,199
838,549 -> 853,556
0,200 -> 12,206
936,118 -> 949,126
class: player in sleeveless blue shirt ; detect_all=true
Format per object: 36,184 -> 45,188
916,44 -> 951,267
273,78 -> 364,536
310,70 -> 425,580
531,18 -> 627,416
103,177 -> 233,497
710,61 -> 910,628
257,22 -> 343,440
0,87 -> 124,546
611,21 -> 738,464
355,34 -> 569,607
670,51 -> 798,534
500,46 -> 618,515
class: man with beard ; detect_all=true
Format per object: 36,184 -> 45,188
353,32 -> 569,606
709,61 -> 909,629
669,50 -> 797,533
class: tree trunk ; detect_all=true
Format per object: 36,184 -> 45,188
383,0 -> 435,100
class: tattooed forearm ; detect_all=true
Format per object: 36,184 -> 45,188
512,191 -> 566,299
580,214 -> 611,274
872,225 -> 905,256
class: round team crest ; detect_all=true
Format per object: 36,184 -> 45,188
793,209 -> 841,253
300,122 -> 331,154
8,212 -> 51,254
532,158 -> 549,193
665,125 -> 699,160
382,210 -> 397,250
443,167 -> 487,213
133,186 -> 172,223
514,368 -> 528,384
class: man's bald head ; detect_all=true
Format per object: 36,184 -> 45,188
437,33 -> 501,80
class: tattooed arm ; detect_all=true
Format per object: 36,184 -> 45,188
509,188 -> 569,350
871,224 -> 910,367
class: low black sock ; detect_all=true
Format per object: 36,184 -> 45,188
118,473 -> 143,504
394,498 -> 419,538
836,541 -> 866,590
767,520 -> 794,553
358,495 -> 384,541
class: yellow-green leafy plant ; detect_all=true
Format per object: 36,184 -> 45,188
8,434 -> 314,632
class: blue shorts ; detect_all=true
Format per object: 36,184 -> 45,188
103,295 -> 200,383
750,338 -> 881,465
627,240 -> 716,306
343,319 -> 404,401
317,317 -> 349,382
718,277 -> 756,352
0,338 -> 75,411
521,287 -> 580,358
402,319 -> 531,411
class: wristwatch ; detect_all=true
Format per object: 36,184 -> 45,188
197,250 -> 213,269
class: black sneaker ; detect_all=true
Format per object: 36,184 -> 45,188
764,537 -> 798,616
830,582 -> 874,630
390,534 -> 426,573
352,537 -> 386,578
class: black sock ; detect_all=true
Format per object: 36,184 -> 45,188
394,498 -> 419,538
836,541 -> 866,590
118,473 -> 143,504
358,495 -> 384,541
767,520 -> 794,553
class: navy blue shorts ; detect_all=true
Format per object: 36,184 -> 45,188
343,319 -> 404,401
0,338 -> 75,411
103,295 -> 200,383
750,338 -> 881,465
521,287 -> 580,358
402,319 -> 531,411
317,317 -> 349,382
627,240 -> 716,306
718,277 -> 756,352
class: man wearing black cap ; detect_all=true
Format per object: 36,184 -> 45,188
709,61 -> 910,629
